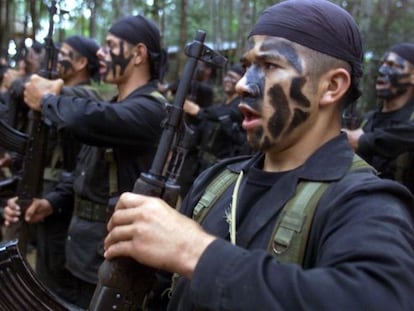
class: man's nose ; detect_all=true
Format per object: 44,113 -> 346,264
96,47 -> 107,58
236,76 -> 261,98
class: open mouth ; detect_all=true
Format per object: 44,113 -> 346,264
99,61 -> 108,75
239,103 -> 261,131
375,76 -> 390,89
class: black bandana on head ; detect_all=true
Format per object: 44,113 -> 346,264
249,0 -> 363,79
108,15 -> 167,79
389,43 -> 414,67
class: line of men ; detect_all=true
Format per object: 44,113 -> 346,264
0,0 -> 414,310
0,13 -> 250,309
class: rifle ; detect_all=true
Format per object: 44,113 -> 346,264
88,30 -> 227,311
2,0 -> 59,256
342,103 -> 360,130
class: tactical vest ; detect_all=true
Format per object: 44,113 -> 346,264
192,154 -> 370,265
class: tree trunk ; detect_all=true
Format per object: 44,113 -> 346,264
176,0 -> 187,76
235,0 -> 250,61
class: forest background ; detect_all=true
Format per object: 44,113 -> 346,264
1,0 -> 414,115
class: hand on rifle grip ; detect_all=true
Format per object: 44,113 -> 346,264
3,197 -> 52,225
104,192 -> 216,279
23,74 -> 64,111
3,196 -> 20,226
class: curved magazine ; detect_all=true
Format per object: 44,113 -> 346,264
0,239 -> 84,311
0,120 -> 27,155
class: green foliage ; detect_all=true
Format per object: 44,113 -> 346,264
4,0 -> 414,112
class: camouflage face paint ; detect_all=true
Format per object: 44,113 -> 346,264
264,42 -> 310,140
377,53 -> 412,100
288,77 -> 310,131
267,84 -> 290,139
249,126 -> 272,151
108,40 -> 133,78
58,49 -> 75,76
290,77 -> 310,108
243,64 -> 265,111
58,59 -> 73,76
261,39 -> 303,74
241,36 -> 313,152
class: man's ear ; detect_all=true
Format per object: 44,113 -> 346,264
320,68 -> 351,106
133,43 -> 148,65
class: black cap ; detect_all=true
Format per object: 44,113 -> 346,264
389,43 -> 414,66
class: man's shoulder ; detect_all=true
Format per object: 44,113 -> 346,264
127,83 -> 167,105
62,84 -> 102,100
322,163 -> 413,212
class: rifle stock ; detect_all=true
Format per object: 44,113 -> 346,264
89,30 -> 226,311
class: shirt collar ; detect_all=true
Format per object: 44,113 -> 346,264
227,133 -> 354,182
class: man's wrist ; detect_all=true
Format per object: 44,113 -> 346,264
179,232 -> 216,279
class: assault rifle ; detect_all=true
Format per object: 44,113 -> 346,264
1,0 -> 59,255
88,30 -> 227,311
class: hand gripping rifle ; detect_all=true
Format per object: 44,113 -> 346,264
2,1 -> 59,255
88,30 -> 227,311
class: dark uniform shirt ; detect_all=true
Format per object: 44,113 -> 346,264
165,134 -> 414,311
42,80 -> 166,283
358,98 -> 414,193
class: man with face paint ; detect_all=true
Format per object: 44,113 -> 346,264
102,1 -> 414,310
344,42 -> 414,194
57,35 -> 101,86
5,15 -> 168,309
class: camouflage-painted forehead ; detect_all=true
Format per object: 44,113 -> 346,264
259,38 -> 303,74
249,0 -> 363,79
382,52 -> 408,69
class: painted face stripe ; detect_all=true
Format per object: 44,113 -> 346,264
290,77 -> 311,108
289,108 -> 310,132
109,40 -> 132,77
267,84 -> 290,139
259,38 -> 303,74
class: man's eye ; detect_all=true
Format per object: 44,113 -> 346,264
263,63 -> 278,70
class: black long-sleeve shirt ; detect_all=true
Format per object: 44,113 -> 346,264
358,98 -> 414,193
165,134 -> 414,311
42,80 -> 167,283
